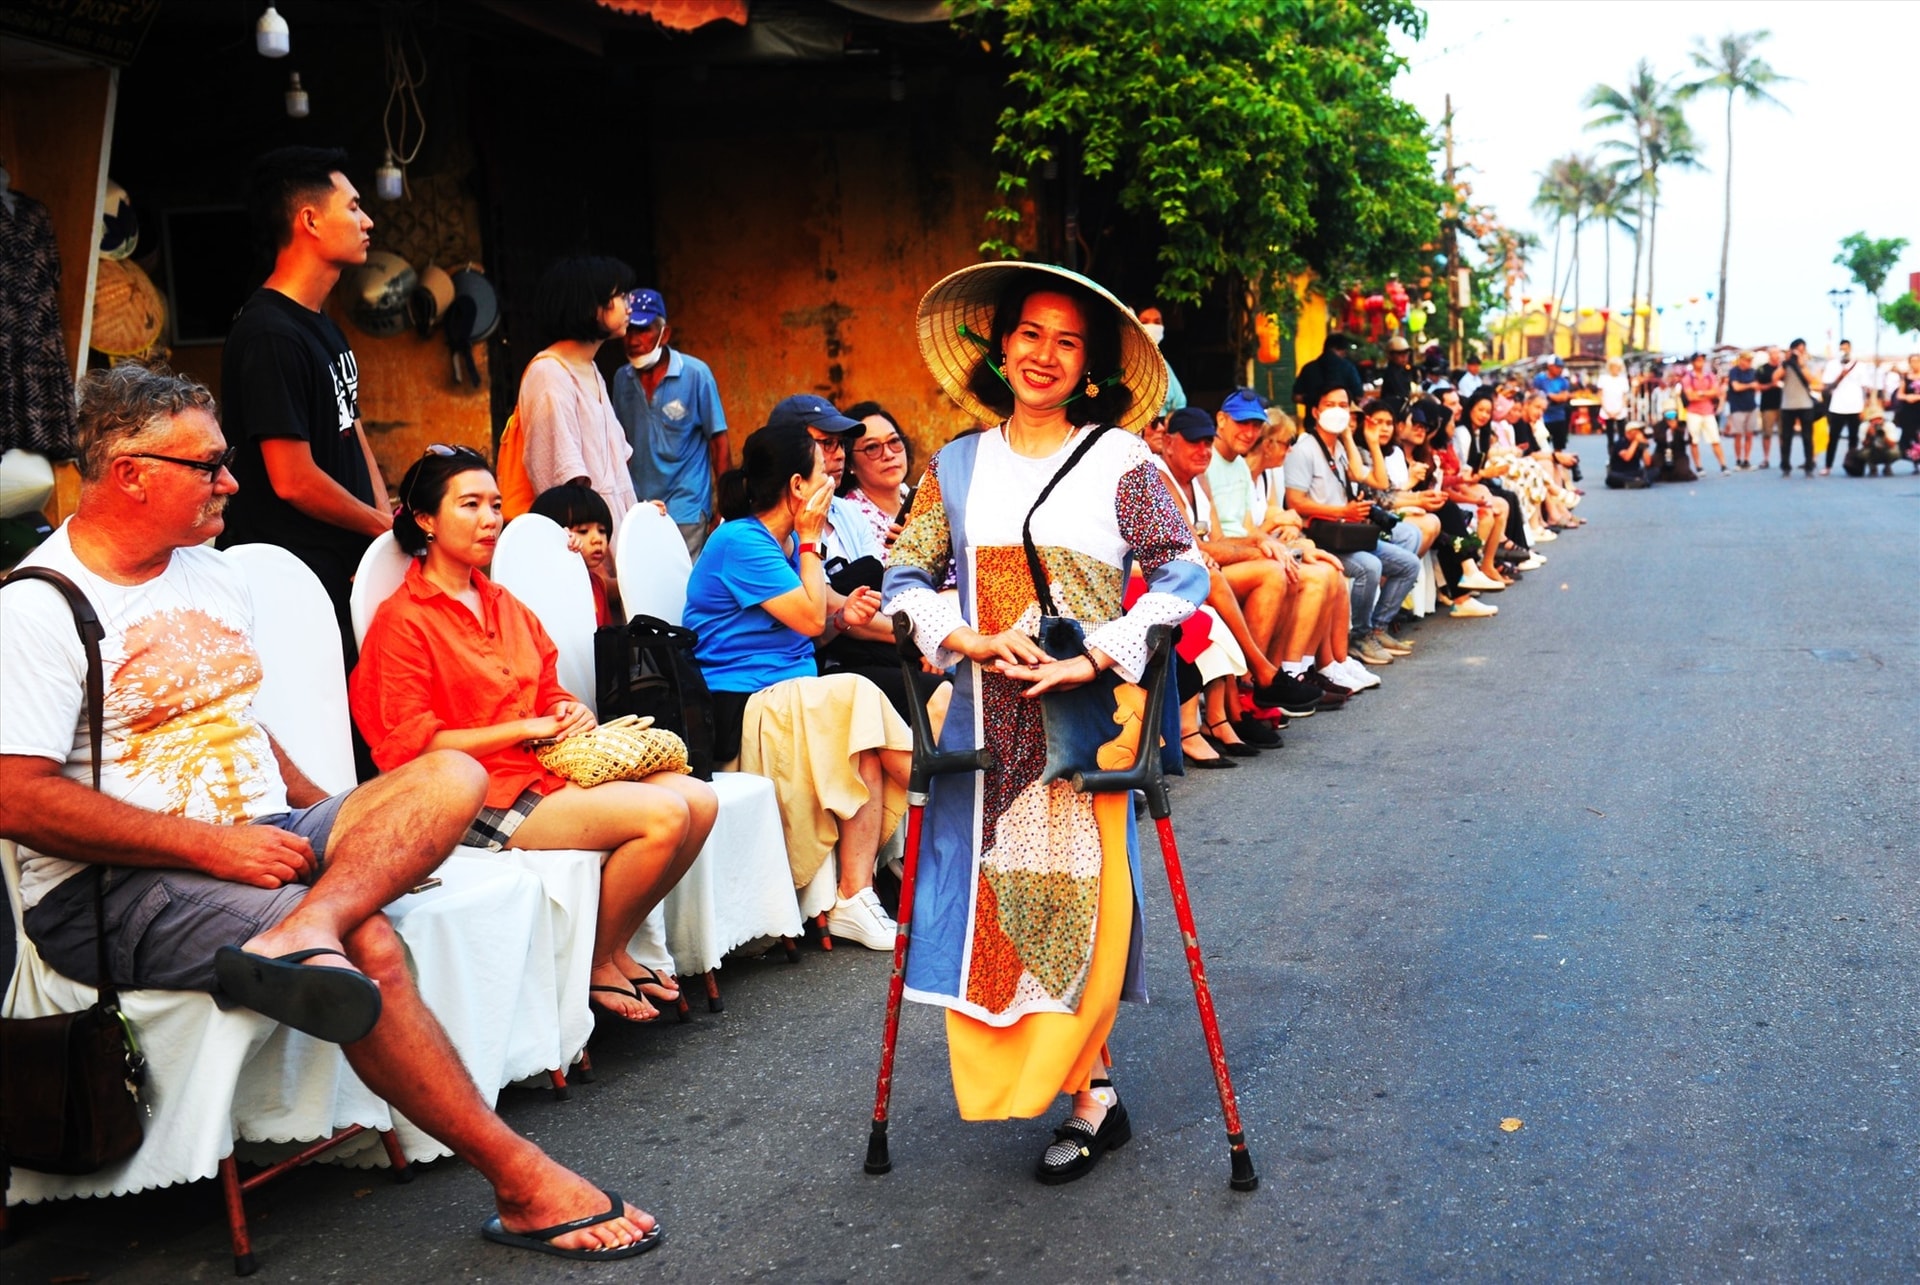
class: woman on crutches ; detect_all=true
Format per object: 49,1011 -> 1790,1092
881,262 -> 1209,1184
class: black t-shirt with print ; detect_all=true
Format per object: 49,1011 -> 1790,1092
1754,362 -> 1782,411
217,288 -> 375,572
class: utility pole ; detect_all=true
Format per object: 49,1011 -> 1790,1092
1443,94 -> 1462,370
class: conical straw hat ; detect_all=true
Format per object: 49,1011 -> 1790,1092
915,261 -> 1167,435
90,258 -> 165,357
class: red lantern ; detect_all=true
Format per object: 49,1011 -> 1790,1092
1364,294 -> 1387,341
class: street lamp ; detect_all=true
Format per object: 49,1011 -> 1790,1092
1827,286 -> 1854,346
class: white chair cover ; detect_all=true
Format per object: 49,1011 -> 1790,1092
226,544 -> 357,795
349,531 -> 413,650
1410,551 -> 1439,618
642,773 -> 803,975
614,501 -> 693,626
492,513 -> 598,717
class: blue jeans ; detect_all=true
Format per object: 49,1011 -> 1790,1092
1338,530 -> 1422,633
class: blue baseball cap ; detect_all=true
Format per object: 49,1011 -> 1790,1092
1167,406 -> 1216,441
626,288 -> 667,328
1219,387 -> 1268,424
766,394 -> 864,436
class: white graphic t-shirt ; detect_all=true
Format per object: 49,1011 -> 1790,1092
0,524 -> 289,908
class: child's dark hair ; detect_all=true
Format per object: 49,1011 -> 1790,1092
529,483 -> 613,533
964,270 -> 1134,428
716,423 -> 818,520
248,145 -> 351,262
393,445 -> 493,556
533,255 -> 635,349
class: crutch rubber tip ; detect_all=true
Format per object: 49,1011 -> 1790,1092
1229,1148 -> 1259,1192
864,1124 -> 893,1175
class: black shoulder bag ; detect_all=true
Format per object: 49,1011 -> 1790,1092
592,613 -> 717,780
0,567 -> 148,1176
1018,427 -> 1180,783
1300,433 -> 1380,553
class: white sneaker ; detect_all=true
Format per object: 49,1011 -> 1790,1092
828,888 -> 898,951
1450,597 -> 1498,618
1515,554 -> 1546,571
1534,528 -> 1558,542
1333,658 -> 1381,690
1458,566 -> 1505,592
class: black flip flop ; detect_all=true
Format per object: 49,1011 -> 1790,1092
212,946 -> 381,1044
624,964 -> 681,1006
590,983 -> 659,1024
481,1189 -> 663,1260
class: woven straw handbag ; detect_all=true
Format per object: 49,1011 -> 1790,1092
534,715 -> 689,788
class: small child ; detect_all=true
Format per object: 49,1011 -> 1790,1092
530,483 -> 621,627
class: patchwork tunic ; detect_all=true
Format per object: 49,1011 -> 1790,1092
883,425 -> 1208,1119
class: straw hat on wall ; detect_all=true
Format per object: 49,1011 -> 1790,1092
90,258 -> 166,357
915,261 -> 1167,434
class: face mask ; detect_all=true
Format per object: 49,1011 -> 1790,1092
1318,406 -> 1350,434
1141,322 -> 1166,346
629,342 -> 665,371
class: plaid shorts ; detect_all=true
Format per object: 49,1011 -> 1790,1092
461,786 -> 544,850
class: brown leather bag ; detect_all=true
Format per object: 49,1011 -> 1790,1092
0,567 -> 147,1175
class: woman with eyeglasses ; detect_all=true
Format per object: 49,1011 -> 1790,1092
350,446 -> 717,1023
838,402 -> 914,551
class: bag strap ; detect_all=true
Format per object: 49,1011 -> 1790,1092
1307,429 -> 1359,503
1020,425 -> 1112,620
2,565 -> 118,1007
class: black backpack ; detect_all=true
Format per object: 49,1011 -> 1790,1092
593,614 -> 716,780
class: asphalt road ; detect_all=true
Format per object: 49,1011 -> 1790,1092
6,442 -> 1917,1282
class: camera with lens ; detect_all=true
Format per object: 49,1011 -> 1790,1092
1367,503 -> 1401,531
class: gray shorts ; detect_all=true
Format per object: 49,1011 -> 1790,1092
1726,409 -> 1760,437
22,791 -> 352,993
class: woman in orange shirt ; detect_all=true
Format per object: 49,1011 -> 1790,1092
352,446 -> 716,1023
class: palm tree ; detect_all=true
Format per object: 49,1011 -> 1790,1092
1589,61 -> 1666,345
1681,31 -> 1791,344
1640,106 -> 1701,351
1531,157 -> 1575,320
1584,166 -> 1636,321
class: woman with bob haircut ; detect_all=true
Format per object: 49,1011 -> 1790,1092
350,446 -> 715,1022
882,262 -> 1209,1185
681,421 -> 914,953
515,255 -> 640,536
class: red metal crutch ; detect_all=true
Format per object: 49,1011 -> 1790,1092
1071,624 -> 1258,1191
866,614 -> 997,1175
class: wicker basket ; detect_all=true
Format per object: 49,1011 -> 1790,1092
534,715 -> 688,788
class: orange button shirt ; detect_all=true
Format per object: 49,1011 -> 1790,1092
350,560 -> 572,808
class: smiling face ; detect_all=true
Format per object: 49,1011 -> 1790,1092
1468,398 -> 1493,429
1216,415 -> 1265,458
418,468 -> 503,570
850,415 -> 908,494
1002,291 -> 1089,413
1164,430 -> 1216,483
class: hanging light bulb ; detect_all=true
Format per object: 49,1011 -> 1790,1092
373,152 -> 404,202
256,6 -> 290,58
285,72 -> 309,118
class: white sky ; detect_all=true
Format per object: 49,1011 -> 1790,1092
1391,0 -> 1920,356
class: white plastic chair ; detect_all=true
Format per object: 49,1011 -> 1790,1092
492,513 -> 598,718
228,544 -> 356,794
615,501 -> 693,626
349,531 -> 413,650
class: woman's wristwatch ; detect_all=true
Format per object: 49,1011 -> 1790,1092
797,541 -> 821,558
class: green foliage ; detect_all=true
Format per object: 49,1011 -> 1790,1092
1835,233 -> 1909,300
949,0 -> 1445,313
1882,292 -> 1920,340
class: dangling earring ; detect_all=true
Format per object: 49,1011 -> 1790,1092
1085,378 -> 1100,399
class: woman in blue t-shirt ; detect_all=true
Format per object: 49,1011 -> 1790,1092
683,423 -> 912,950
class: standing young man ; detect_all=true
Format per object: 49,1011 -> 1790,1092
610,288 -> 729,558
1778,339 -> 1819,476
1679,352 -> 1730,474
1754,346 -> 1784,470
1724,351 -> 1762,469
218,147 -> 391,663
1820,339 -> 1867,476
1530,358 -> 1574,452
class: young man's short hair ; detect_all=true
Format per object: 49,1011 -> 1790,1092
249,145 -> 351,258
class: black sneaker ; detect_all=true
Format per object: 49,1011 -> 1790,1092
1232,718 -> 1283,748
1250,673 -> 1324,718
1303,671 -> 1354,704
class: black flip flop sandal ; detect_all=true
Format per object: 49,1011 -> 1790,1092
213,946 -> 381,1044
590,983 -> 659,1024
481,1189 -> 663,1260
624,964 -> 681,1006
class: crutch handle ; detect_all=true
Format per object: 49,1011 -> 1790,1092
894,612 -> 995,795
1068,623 -> 1173,818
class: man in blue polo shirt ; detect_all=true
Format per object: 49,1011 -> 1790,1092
1530,358 -> 1574,452
611,288 -> 729,557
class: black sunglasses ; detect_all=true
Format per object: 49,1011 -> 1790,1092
125,447 -> 238,478
404,443 -> 491,512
